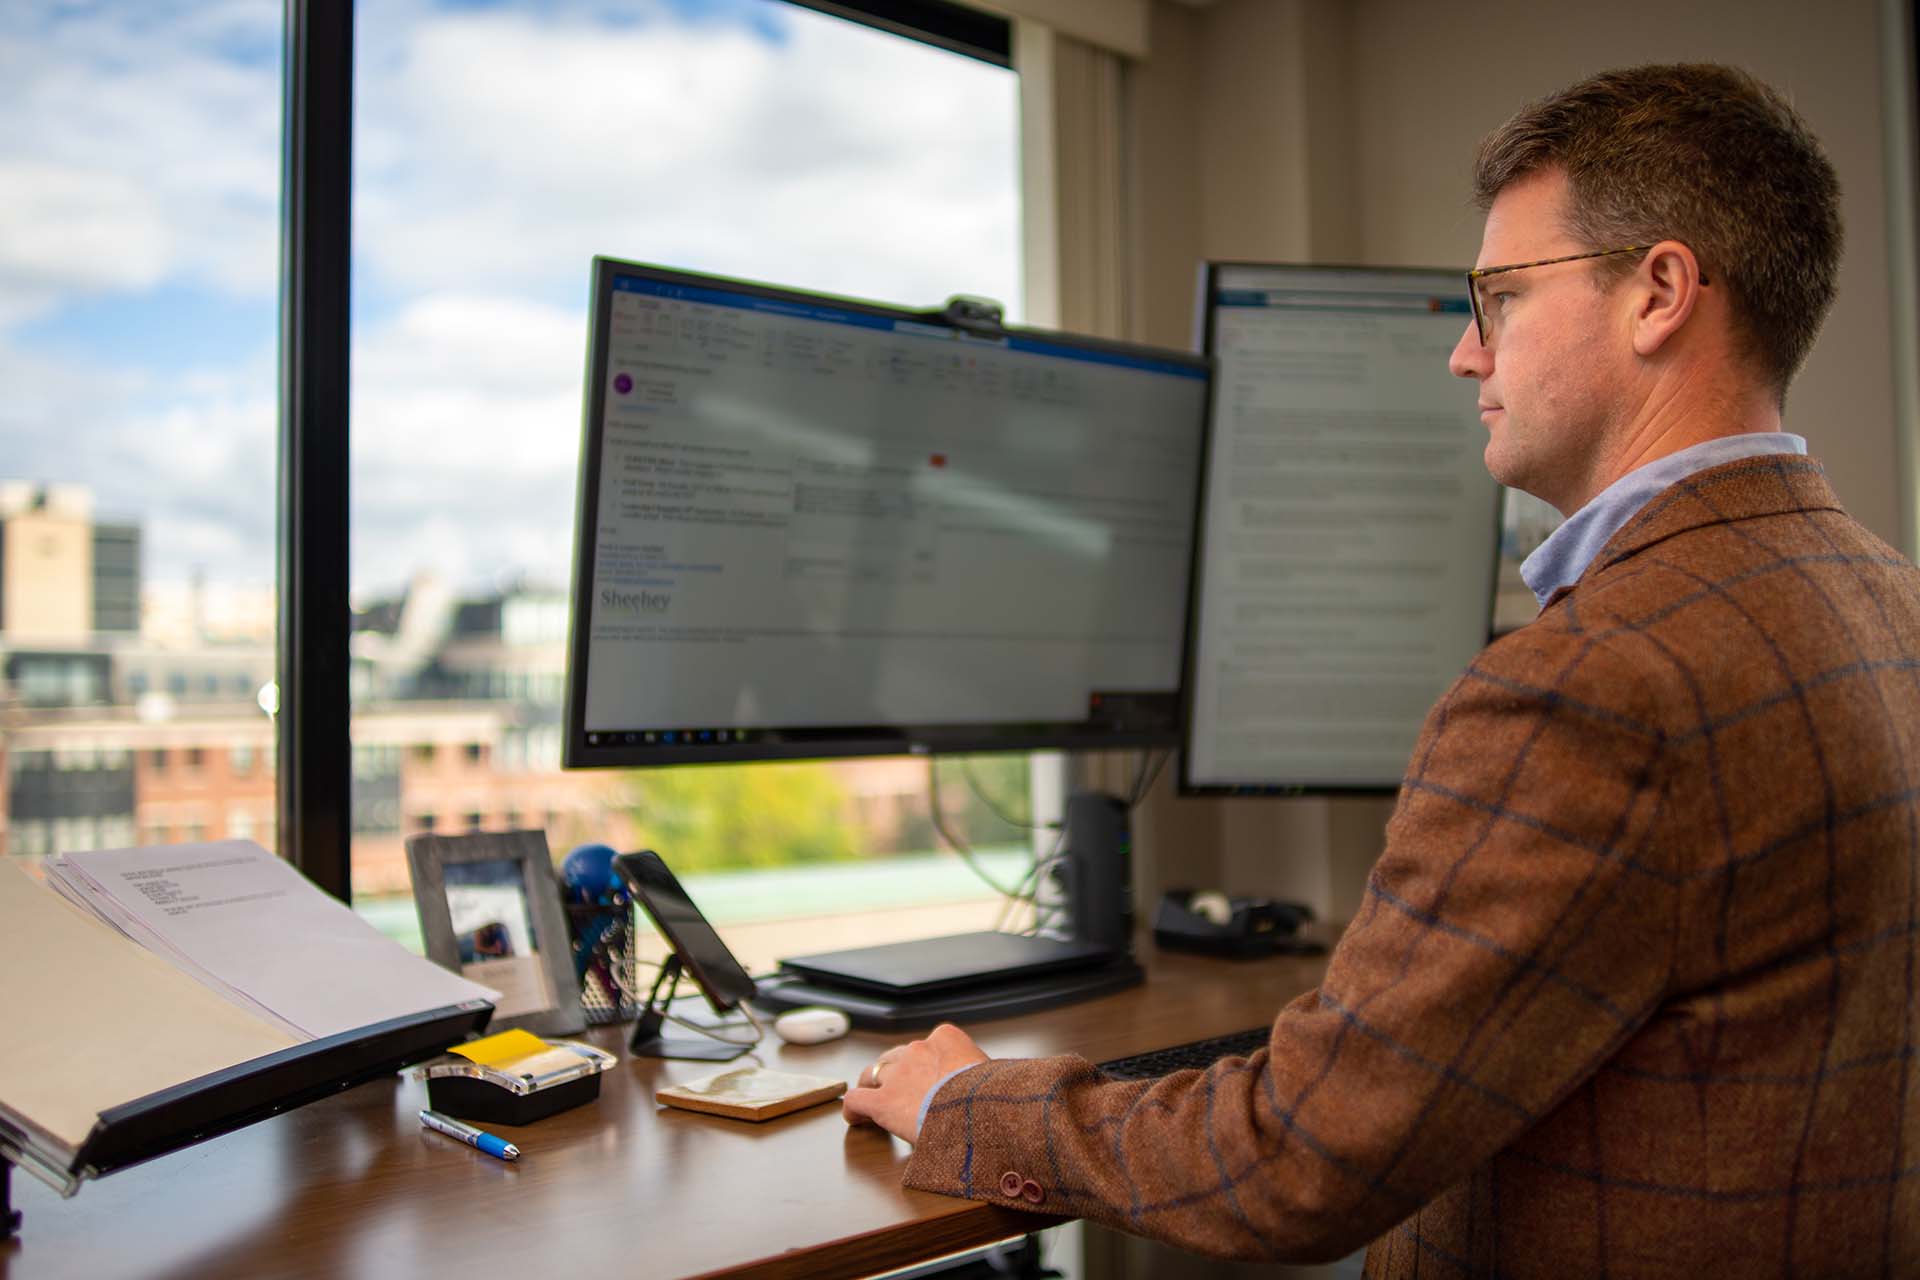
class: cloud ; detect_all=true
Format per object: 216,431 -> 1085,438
0,163 -> 175,320
0,1 -> 282,306
350,291 -> 586,592
354,4 -> 1021,312
0,344 -> 278,587
3,0 -> 1023,597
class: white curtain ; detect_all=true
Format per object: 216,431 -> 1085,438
1016,21 -> 1129,338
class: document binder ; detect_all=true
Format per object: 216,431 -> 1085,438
1,1003 -> 489,1197
0,853 -> 494,1235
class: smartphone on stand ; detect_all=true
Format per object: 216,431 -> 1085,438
612,850 -> 758,1059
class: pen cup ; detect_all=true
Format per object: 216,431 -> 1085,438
564,900 -> 639,1024
561,843 -> 639,1025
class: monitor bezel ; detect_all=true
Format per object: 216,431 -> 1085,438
563,256 -> 1216,770
1177,260 -> 1503,798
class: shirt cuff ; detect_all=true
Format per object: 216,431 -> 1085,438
916,1064 -> 977,1138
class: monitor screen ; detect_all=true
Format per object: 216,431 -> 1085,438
564,259 -> 1213,768
1181,263 -> 1501,794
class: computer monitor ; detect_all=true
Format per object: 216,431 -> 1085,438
1181,263 -> 1501,794
563,257 -> 1214,769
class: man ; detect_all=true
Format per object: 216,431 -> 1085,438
842,64 -> 1920,1276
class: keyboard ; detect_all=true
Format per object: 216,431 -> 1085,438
1097,1025 -> 1270,1080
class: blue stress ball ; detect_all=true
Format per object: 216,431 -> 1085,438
561,843 -> 623,904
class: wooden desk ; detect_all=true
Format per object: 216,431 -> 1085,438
0,950 -> 1326,1280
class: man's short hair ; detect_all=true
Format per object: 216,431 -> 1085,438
1473,63 -> 1842,397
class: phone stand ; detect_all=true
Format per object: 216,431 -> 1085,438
628,954 -> 751,1062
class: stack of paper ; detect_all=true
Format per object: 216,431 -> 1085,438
44,841 -> 498,1041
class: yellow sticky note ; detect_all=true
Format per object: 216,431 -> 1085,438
450,1028 -> 552,1068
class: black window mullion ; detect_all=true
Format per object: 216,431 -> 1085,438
279,0 -> 353,901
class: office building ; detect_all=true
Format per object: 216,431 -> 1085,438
0,482 -> 141,642
0,495 -> 646,880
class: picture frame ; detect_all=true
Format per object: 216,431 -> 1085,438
406,829 -> 587,1038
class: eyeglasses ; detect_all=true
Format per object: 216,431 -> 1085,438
1466,245 -> 1706,345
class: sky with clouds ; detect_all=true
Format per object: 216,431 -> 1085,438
1,0 -> 1020,601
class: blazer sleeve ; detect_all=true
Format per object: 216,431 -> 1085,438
902,624 -> 1682,1262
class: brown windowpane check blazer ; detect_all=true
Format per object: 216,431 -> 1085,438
905,455 -> 1920,1277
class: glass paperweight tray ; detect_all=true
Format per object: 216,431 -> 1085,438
410,1034 -> 616,1124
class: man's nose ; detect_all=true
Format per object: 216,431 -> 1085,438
1448,319 -> 1489,379
1451,316 -> 1497,379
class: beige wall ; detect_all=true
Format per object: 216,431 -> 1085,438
1122,0 -> 1917,922
1348,0 -> 1900,540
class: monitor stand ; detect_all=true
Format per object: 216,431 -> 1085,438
752,955 -> 1143,1030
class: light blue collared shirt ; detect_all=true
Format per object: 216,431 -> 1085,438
917,1065 -> 972,1136
1519,433 -> 1808,608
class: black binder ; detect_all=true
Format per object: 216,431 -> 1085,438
0,1000 -> 489,1232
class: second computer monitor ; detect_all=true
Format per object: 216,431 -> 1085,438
1182,263 -> 1501,794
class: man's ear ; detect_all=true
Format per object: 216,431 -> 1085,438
1630,240 -> 1704,357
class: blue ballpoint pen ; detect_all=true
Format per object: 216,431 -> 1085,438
419,1109 -> 520,1161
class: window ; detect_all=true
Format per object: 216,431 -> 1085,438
54,817 -> 97,850
343,0 -> 1021,951
3,1 -> 1024,923
54,746 -> 94,771
231,744 -> 256,775
17,657 -> 108,708
3,1 -> 282,865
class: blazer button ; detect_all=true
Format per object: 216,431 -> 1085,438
1020,1179 -> 1045,1205
999,1170 -> 1024,1198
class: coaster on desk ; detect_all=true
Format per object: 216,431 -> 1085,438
656,1066 -> 847,1122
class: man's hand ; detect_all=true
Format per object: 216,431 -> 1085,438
841,1022 -> 991,1143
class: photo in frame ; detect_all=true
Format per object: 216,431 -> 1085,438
406,830 -> 586,1038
